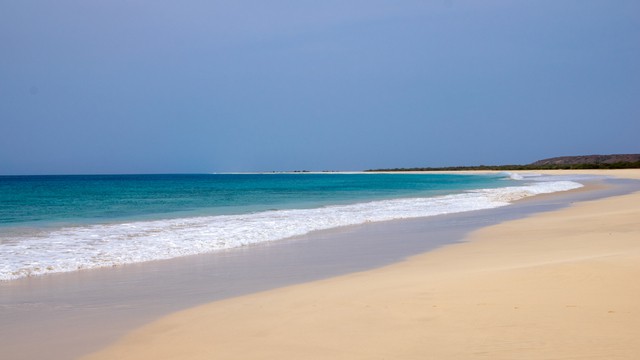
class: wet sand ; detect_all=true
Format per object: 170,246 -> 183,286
2,170 -> 639,359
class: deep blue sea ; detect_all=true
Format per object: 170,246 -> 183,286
0,173 -> 582,280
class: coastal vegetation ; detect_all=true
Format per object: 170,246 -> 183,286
366,154 -> 640,172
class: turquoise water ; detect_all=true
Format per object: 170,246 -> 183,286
0,173 -> 583,280
0,173 -> 511,228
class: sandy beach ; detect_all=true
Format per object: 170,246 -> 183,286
82,169 -> 640,359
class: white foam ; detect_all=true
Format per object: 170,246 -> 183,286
0,180 -> 582,281
503,172 -> 524,180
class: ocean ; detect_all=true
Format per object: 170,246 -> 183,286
0,173 -> 582,281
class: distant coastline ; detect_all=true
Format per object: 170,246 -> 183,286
366,154 -> 640,172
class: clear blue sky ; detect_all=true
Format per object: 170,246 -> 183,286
1,1 -> 639,174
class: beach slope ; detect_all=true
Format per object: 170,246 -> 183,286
85,170 -> 640,359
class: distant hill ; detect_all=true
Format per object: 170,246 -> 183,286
531,154 -> 640,166
366,154 -> 640,172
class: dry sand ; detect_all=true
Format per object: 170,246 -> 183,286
84,170 -> 640,360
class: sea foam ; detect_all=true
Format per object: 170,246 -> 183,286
0,179 -> 582,280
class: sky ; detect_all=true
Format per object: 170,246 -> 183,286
1,0 -> 639,174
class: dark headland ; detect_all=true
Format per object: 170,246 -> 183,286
366,154 -> 640,172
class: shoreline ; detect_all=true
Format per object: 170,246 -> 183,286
2,170 -> 639,359
0,171 -> 545,282
82,169 -> 640,359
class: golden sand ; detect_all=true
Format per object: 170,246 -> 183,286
84,170 -> 640,360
